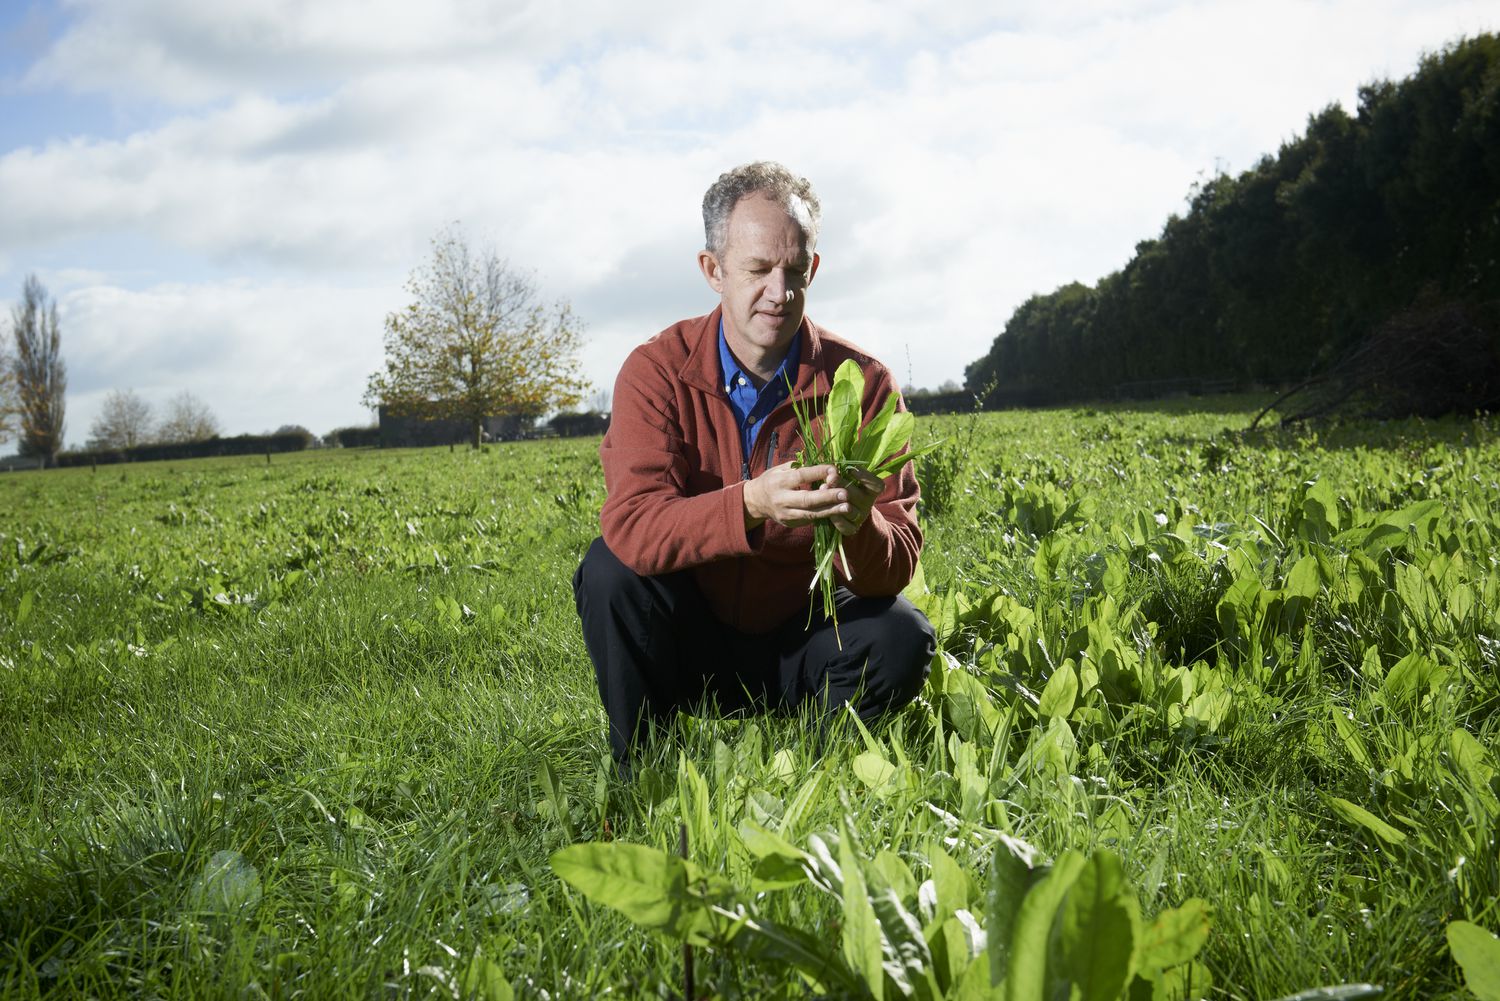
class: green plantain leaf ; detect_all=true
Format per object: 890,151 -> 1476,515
1448,921 -> 1500,1001
930,843 -> 974,921
460,951 -> 515,1001
839,828 -> 885,999
550,842 -> 719,944
828,360 -> 865,460
1136,898 -> 1211,971
1056,849 -> 1140,1001
1003,849 -> 1085,1001
853,393 -> 907,467
740,821 -> 814,892
1038,660 -> 1079,719
1324,795 -> 1407,846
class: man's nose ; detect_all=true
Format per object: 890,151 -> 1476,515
764,270 -> 789,303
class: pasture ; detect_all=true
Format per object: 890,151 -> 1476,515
2,400 -> 1497,999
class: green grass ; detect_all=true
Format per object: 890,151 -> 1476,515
2,402 -> 1497,998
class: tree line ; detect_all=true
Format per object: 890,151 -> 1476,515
87,388 -> 222,451
965,33 -> 1500,415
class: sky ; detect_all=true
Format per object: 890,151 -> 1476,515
0,0 -> 1495,446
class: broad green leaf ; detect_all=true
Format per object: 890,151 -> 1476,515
1447,581 -> 1476,622
1135,960 -> 1216,1000
942,668 -> 1004,740
853,391 -> 905,465
950,953 -> 997,1001
857,400 -> 912,471
1283,555 -> 1320,600
1448,728 -> 1497,795
827,360 -> 865,460
1300,478 -> 1339,540
1038,660 -> 1079,719
1056,850 -> 1140,1001
1447,921 -> 1500,1001
839,828 -> 885,999
1381,498 -> 1444,536
1135,898 -> 1210,971
1003,850 -> 1086,1001
1380,651 -> 1446,707
740,821 -> 812,892
550,842 -> 717,943
1349,521 -> 1408,555
854,751 -> 898,791
739,820 -> 805,861
870,436 -> 943,478
460,952 -> 515,1001
874,850 -> 918,905
1324,796 -> 1407,846
745,788 -> 784,827
930,844 -> 974,920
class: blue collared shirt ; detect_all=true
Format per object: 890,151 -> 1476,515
718,318 -> 799,468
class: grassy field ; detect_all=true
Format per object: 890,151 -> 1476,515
2,400 -> 1498,999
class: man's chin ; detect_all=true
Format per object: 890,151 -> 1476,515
754,316 -> 801,346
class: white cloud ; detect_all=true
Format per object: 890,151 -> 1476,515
2,0 -> 1496,440
55,279 -> 398,440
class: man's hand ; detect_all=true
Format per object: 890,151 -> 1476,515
743,462 -> 881,534
827,466 -> 881,537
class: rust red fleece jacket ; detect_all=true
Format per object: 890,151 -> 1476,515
598,307 -> 923,634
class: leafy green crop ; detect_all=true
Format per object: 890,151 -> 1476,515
3,403 -> 1499,997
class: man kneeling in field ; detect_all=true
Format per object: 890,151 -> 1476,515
573,161 -> 935,770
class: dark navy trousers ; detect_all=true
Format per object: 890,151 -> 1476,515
573,536 -> 935,765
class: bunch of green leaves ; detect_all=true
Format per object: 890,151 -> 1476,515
789,359 -> 939,640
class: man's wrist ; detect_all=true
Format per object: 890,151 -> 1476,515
742,478 -> 767,529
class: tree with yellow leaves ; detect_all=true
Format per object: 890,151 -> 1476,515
363,226 -> 589,449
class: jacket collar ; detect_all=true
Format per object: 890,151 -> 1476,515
680,305 -> 832,399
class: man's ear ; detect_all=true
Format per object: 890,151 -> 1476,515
808,252 -> 820,285
698,250 -> 724,293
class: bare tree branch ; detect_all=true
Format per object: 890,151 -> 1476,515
157,390 -> 222,443
88,389 -> 156,450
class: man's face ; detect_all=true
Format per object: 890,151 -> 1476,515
698,193 -> 820,370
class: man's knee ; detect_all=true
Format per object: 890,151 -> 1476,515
575,537 -> 642,611
852,596 -> 935,714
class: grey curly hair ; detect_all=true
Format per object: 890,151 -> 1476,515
701,161 -> 821,258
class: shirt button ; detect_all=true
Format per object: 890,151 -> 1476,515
737,377 -> 747,386
747,416 -> 757,425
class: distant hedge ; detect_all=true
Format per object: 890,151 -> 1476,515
58,432 -> 313,468
903,391 -> 978,416
325,426 -> 381,448
549,412 -> 610,437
